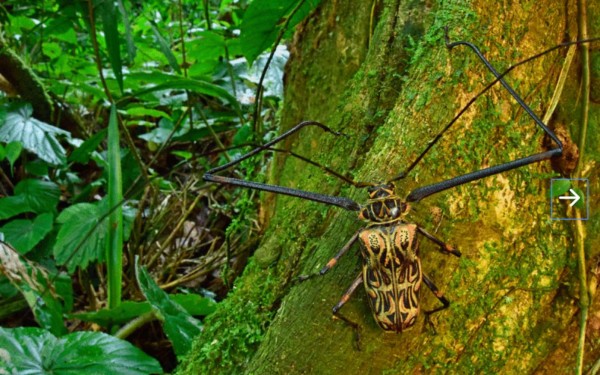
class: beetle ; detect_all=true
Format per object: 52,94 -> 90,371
203,30 -> 594,333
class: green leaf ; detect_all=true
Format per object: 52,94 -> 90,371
0,241 -> 66,335
0,213 -> 54,254
14,179 -> 61,214
71,301 -> 152,326
21,282 -> 66,336
125,106 -> 171,119
170,293 -> 217,316
25,159 -> 50,176
107,105 -> 123,308
135,258 -> 203,357
240,0 -> 322,65
0,195 -> 29,220
551,179 -> 571,198
54,201 -> 136,273
0,103 -> 70,165
54,203 -> 104,273
72,294 -> 216,327
98,0 -> 123,93
131,76 -> 240,111
117,0 -> 136,63
149,21 -> 181,74
69,129 -> 107,164
0,327 -> 162,374
5,141 -> 22,170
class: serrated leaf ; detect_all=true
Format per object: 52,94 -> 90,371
135,258 -> 203,357
240,0 -> 321,65
551,179 -> 571,198
54,201 -> 136,273
14,179 -> 61,214
0,213 -> 54,254
0,103 -> 70,165
54,203 -> 104,273
0,327 -> 162,374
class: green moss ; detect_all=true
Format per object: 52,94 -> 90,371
177,260 -> 280,374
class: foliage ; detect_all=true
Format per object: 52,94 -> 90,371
0,326 -> 162,374
0,0 -> 319,371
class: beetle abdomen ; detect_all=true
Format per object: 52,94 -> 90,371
359,224 -> 422,332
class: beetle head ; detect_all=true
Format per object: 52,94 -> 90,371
359,183 -> 410,223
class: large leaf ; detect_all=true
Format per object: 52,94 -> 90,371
0,327 -> 162,374
14,179 -> 61,214
0,179 -> 60,220
0,103 -> 70,165
135,259 -> 203,357
240,0 -> 322,65
0,213 -> 54,254
52,202 -> 129,272
54,201 -> 136,273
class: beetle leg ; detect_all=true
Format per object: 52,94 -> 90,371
417,225 -> 461,257
421,273 -> 450,334
298,230 -> 360,282
331,273 -> 363,351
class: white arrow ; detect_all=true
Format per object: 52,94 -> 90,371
559,188 -> 581,207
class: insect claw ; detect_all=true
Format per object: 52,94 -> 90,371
446,245 -> 461,257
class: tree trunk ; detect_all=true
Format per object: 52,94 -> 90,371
179,0 -> 600,373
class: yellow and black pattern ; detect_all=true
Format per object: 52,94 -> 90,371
358,223 -> 422,332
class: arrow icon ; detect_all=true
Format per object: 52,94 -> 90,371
559,188 -> 581,207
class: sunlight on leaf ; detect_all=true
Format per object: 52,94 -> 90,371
0,103 -> 70,165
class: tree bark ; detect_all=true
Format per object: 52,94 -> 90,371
180,0 -> 600,373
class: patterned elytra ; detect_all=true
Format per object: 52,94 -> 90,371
358,188 -> 422,332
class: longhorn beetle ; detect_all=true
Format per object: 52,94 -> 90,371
204,31 -> 592,333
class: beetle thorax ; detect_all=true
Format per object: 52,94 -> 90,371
358,184 -> 409,224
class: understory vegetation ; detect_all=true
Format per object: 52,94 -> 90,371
0,0 -> 320,372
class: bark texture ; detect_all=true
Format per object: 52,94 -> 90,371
180,0 -> 600,373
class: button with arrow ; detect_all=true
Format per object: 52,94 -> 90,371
550,178 -> 589,221
558,188 -> 581,207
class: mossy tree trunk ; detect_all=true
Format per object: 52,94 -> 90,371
179,0 -> 600,373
